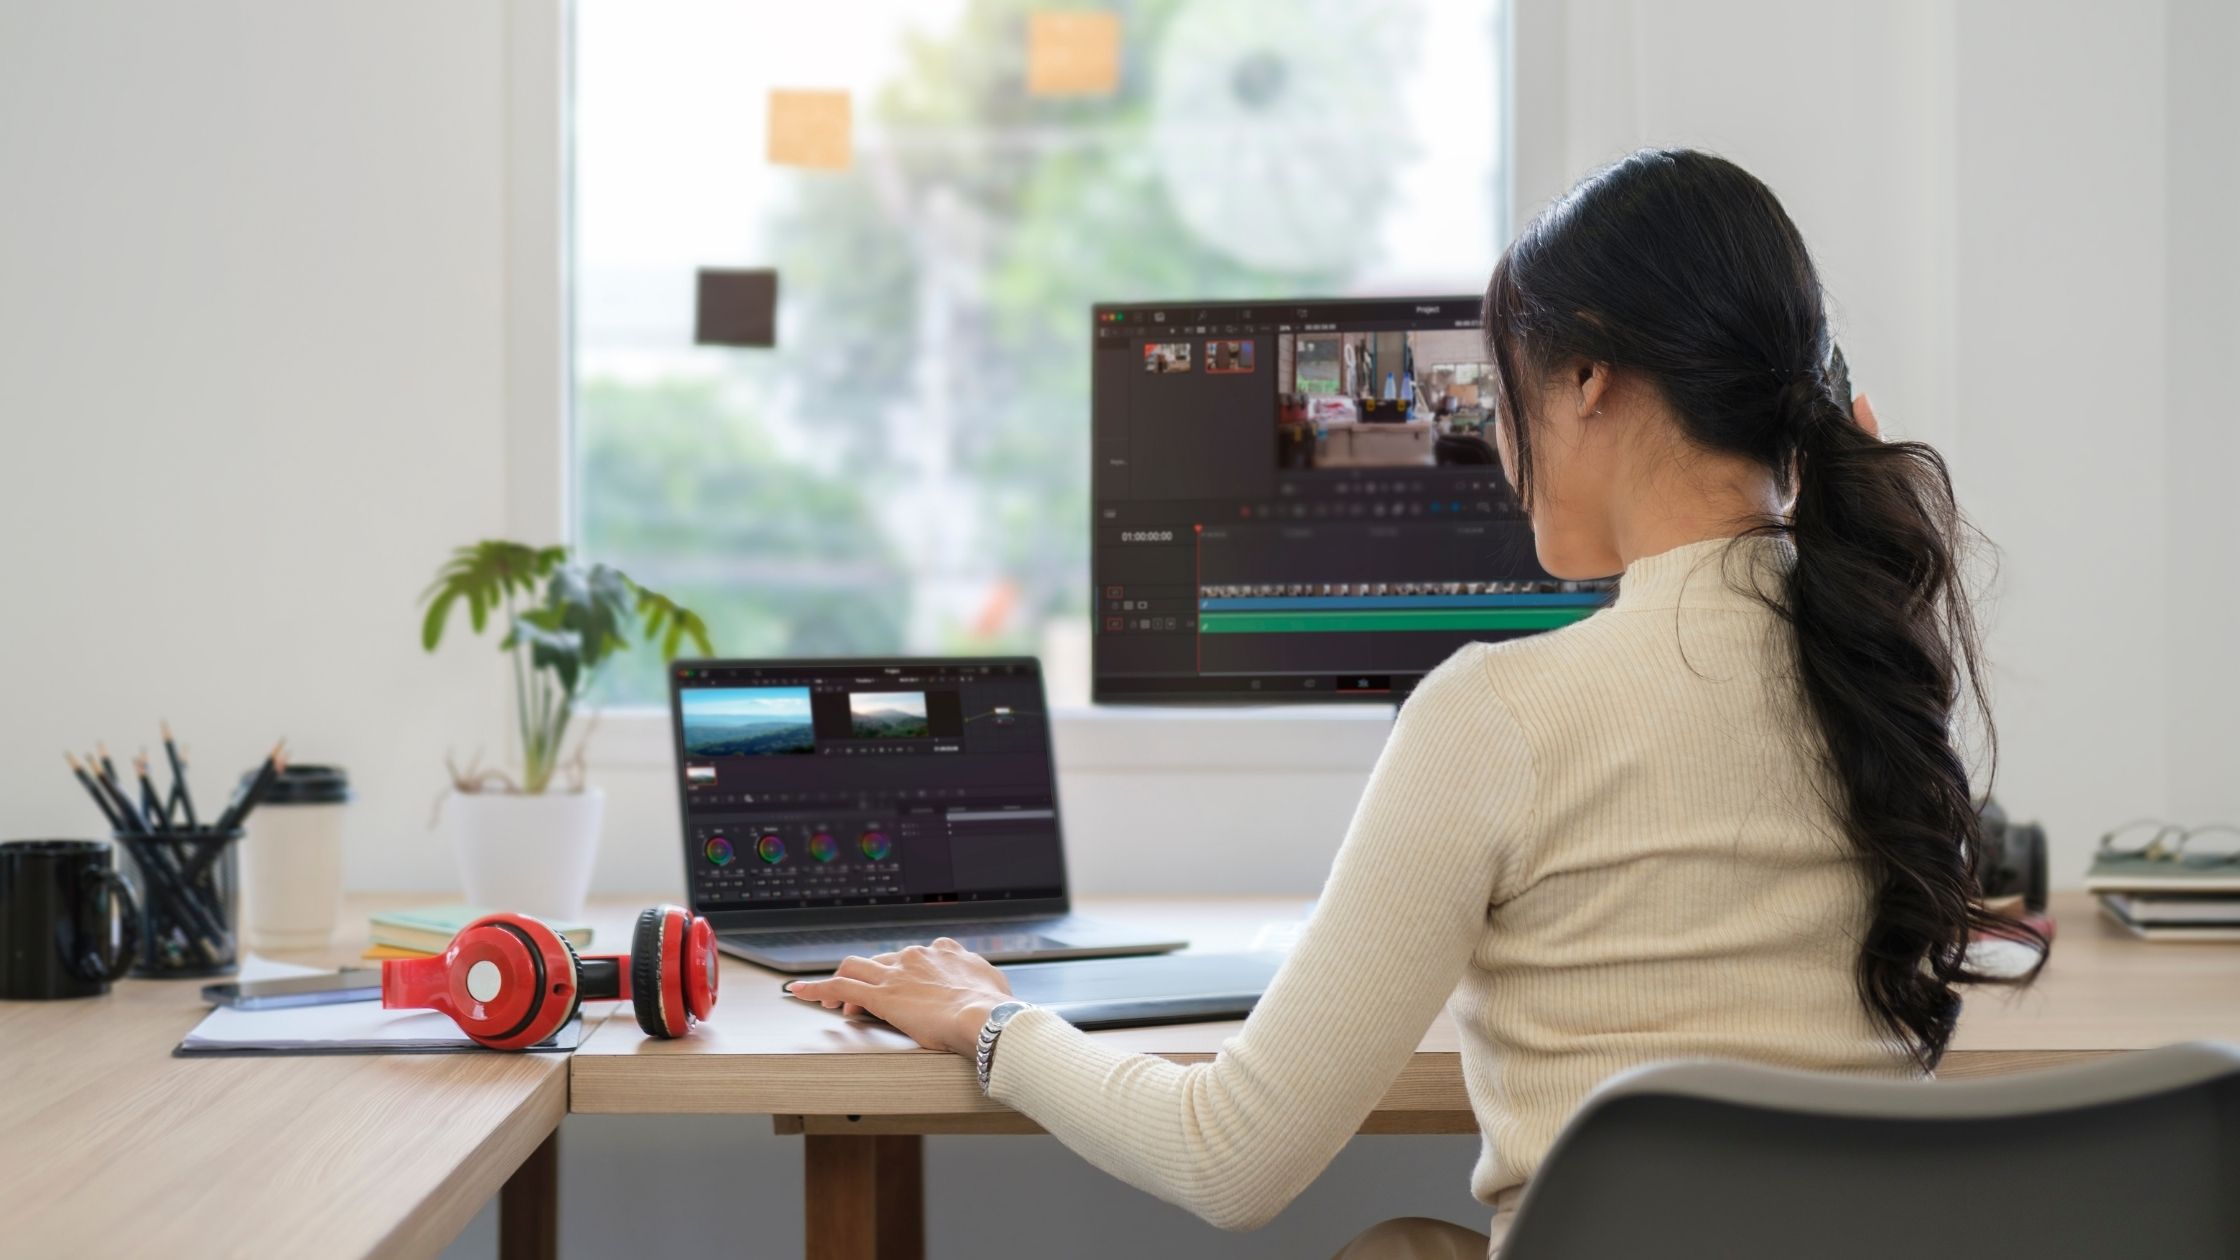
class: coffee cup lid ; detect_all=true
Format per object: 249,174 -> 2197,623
247,763 -> 351,805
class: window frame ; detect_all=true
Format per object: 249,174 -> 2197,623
517,0 -> 1544,773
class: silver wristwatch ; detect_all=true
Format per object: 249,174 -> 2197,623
975,1000 -> 1033,1095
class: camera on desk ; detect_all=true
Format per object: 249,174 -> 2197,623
1978,797 -> 2049,914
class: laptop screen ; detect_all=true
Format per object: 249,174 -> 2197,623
669,658 -> 1065,914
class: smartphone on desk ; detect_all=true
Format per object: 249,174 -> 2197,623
202,968 -> 383,1010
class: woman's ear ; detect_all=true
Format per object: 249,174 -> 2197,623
1853,392 -> 1882,440
1574,359 -> 1613,419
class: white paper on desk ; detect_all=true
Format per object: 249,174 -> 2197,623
178,975 -> 584,1055
1965,936 -> 2043,980
1249,902 -> 1317,953
1249,920 -> 1307,952
232,953 -> 330,982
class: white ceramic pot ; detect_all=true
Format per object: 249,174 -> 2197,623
444,786 -> 604,923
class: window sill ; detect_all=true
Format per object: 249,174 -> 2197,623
583,703 -> 1395,774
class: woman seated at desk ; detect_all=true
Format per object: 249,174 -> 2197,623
787,149 -> 2046,1258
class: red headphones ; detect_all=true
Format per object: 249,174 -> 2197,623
381,904 -> 718,1050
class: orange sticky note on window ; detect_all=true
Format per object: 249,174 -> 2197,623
1027,11 -> 1121,97
767,89 -> 852,170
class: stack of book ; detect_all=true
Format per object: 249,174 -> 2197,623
362,905 -> 595,961
2086,852 -> 2240,941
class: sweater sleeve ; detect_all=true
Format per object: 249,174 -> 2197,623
986,648 -> 1536,1230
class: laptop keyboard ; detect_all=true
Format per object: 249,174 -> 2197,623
732,921 -> 1064,956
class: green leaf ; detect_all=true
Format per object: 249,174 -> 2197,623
421,540 -> 576,653
511,611 -> 584,696
631,585 -> 715,662
680,608 -> 713,657
421,589 -> 459,652
579,565 -> 637,668
422,541 -> 710,746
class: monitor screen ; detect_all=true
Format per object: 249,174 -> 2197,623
669,658 -> 1065,915
1091,296 -> 1611,704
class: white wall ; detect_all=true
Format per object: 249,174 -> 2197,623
4,3 -> 2233,1259
1513,0 -> 1961,451
1950,0 -> 2185,878
0,2 -> 513,886
2164,0 -> 2240,826
1510,0 -> 2214,882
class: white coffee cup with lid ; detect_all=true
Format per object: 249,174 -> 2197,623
240,764 -> 350,951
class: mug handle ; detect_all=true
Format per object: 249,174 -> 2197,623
81,868 -> 143,983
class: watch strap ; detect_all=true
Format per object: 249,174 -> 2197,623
975,1000 -> 1032,1095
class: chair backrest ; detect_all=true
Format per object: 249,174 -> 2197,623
1500,1041 -> 2240,1260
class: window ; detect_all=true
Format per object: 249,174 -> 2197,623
571,0 -> 1510,705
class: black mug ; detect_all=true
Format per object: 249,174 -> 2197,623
1,840 -> 141,999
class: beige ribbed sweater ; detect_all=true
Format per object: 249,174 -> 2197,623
988,535 -> 1919,1230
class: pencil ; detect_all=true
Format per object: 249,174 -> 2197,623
161,721 -> 199,828
103,763 -> 228,961
82,749 -> 227,966
120,830 -> 229,965
96,742 -> 124,800
91,750 -> 148,834
135,752 -> 168,834
64,753 -> 125,832
213,739 -> 285,834
238,746 -> 287,827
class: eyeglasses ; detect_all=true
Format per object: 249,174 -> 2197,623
2096,819 -> 2240,865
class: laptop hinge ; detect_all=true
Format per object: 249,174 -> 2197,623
720,909 -> 1060,937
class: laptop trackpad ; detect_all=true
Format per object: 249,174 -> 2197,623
958,933 -> 1068,953
995,952 -> 1284,1029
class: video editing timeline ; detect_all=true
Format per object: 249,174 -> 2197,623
1092,296 -> 1614,703
670,661 -> 1066,911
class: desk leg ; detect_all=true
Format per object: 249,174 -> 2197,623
805,1133 -> 923,1260
500,1129 -> 559,1260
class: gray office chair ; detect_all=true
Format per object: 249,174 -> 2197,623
1499,1041 -> 2240,1260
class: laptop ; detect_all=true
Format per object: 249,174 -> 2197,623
669,656 -> 1187,974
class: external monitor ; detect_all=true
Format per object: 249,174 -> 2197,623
1090,296 -> 1610,704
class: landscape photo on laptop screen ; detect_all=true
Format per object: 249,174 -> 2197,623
680,686 -> 816,756
848,692 -> 930,739
670,661 -> 1067,912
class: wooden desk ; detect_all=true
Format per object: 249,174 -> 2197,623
571,891 -> 2240,1260
0,894 -> 636,1260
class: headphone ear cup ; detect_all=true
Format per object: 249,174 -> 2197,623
631,905 -> 674,1038
440,915 -> 578,1051
683,911 -> 717,1022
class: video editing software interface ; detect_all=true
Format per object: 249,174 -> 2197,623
671,660 -> 1063,912
1092,296 -> 1614,703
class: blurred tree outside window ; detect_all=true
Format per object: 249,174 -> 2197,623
573,0 -> 1509,706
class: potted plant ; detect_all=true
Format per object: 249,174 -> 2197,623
420,541 -> 711,921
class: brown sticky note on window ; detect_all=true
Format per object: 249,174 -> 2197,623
696,269 -> 778,347
1027,11 -> 1121,97
767,89 -> 851,170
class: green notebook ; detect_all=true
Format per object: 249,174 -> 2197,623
368,904 -> 594,954
2083,852 -> 2240,894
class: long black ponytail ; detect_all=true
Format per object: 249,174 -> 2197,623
1484,149 -> 2045,1069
